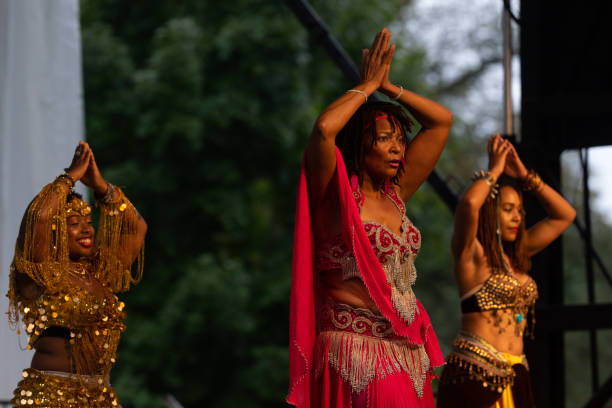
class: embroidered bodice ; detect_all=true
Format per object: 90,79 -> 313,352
317,180 -> 422,323
317,186 -> 421,275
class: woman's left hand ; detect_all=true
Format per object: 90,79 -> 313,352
79,144 -> 107,195
504,144 -> 529,180
379,43 -> 395,92
359,28 -> 395,89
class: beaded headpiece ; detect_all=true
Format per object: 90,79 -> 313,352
65,196 -> 92,217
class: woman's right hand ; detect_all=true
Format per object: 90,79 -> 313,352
487,134 -> 512,177
360,28 -> 395,89
65,141 -> 92,182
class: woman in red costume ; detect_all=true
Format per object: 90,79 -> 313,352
288,28 -> 453,407
437,135 -> 576,407
8,142 -> 146,407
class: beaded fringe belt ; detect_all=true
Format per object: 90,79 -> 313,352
441,331 -> 528,393
314,301 -> 430,397
11,368 -> 120,407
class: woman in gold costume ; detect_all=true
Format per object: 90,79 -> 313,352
7,141 -> 146,407
437,135 -> 576,408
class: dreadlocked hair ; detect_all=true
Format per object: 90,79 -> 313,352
67,191 -> 84,202
335,101 -> 415,185
477,175 -> 531,273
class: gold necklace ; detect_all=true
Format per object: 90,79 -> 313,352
69,261 -> 89,277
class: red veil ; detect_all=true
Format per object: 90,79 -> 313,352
287,147 -> 444,407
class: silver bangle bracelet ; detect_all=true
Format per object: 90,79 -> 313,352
393,85 -> 404,100
346,89 -> 368,103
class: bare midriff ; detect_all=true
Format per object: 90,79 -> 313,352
31,337 -> 72,373
320,268 -> 380,313
461,311 -> 526,355
27,274 -> 109,375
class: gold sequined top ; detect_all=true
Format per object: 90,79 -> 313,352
461,271 -> 539,336
13,269 -> 126,376
7,179 -> 144,380
461,273 -> 538,314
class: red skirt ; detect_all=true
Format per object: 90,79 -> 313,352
312,301 -> 436,408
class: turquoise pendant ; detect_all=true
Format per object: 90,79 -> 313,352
516,313 -> 524,323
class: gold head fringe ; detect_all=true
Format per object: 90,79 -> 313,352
93,186 -> 144,292
9,181 -> 72,328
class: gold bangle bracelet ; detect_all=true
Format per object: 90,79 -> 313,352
523,170 -> 543,192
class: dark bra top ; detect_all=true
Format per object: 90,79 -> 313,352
461,272 -> 538,314
39,326 -> 71,340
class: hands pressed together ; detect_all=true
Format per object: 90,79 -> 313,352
487,134 -> 528,180
65,141 -> 108,195
360,28 -> 396,91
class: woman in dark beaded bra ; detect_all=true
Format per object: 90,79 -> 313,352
288,28 -> 453,408
437,135 -> 576,408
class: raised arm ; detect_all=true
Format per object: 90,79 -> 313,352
451,135 -> 512,261
80,143 -> 147,270
378,70 -> 453,202
305,29 -> 394,207
503,145 -> 576,256
13,184 -> 69,299
13,143 -> 92,294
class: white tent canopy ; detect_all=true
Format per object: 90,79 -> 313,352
0,0 -> 83,399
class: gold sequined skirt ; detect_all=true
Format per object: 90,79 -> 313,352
11,368 -> 120,407
439,331 -> 527,392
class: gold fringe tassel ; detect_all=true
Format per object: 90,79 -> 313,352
94,186 -> 144,292
9,181 -> 71,329
441,333 -> 518,393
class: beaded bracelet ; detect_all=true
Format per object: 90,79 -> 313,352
523,170 -> 543,192
55,173 -> 75,190
472,170 -> 499,199
96,182 -> 116,205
